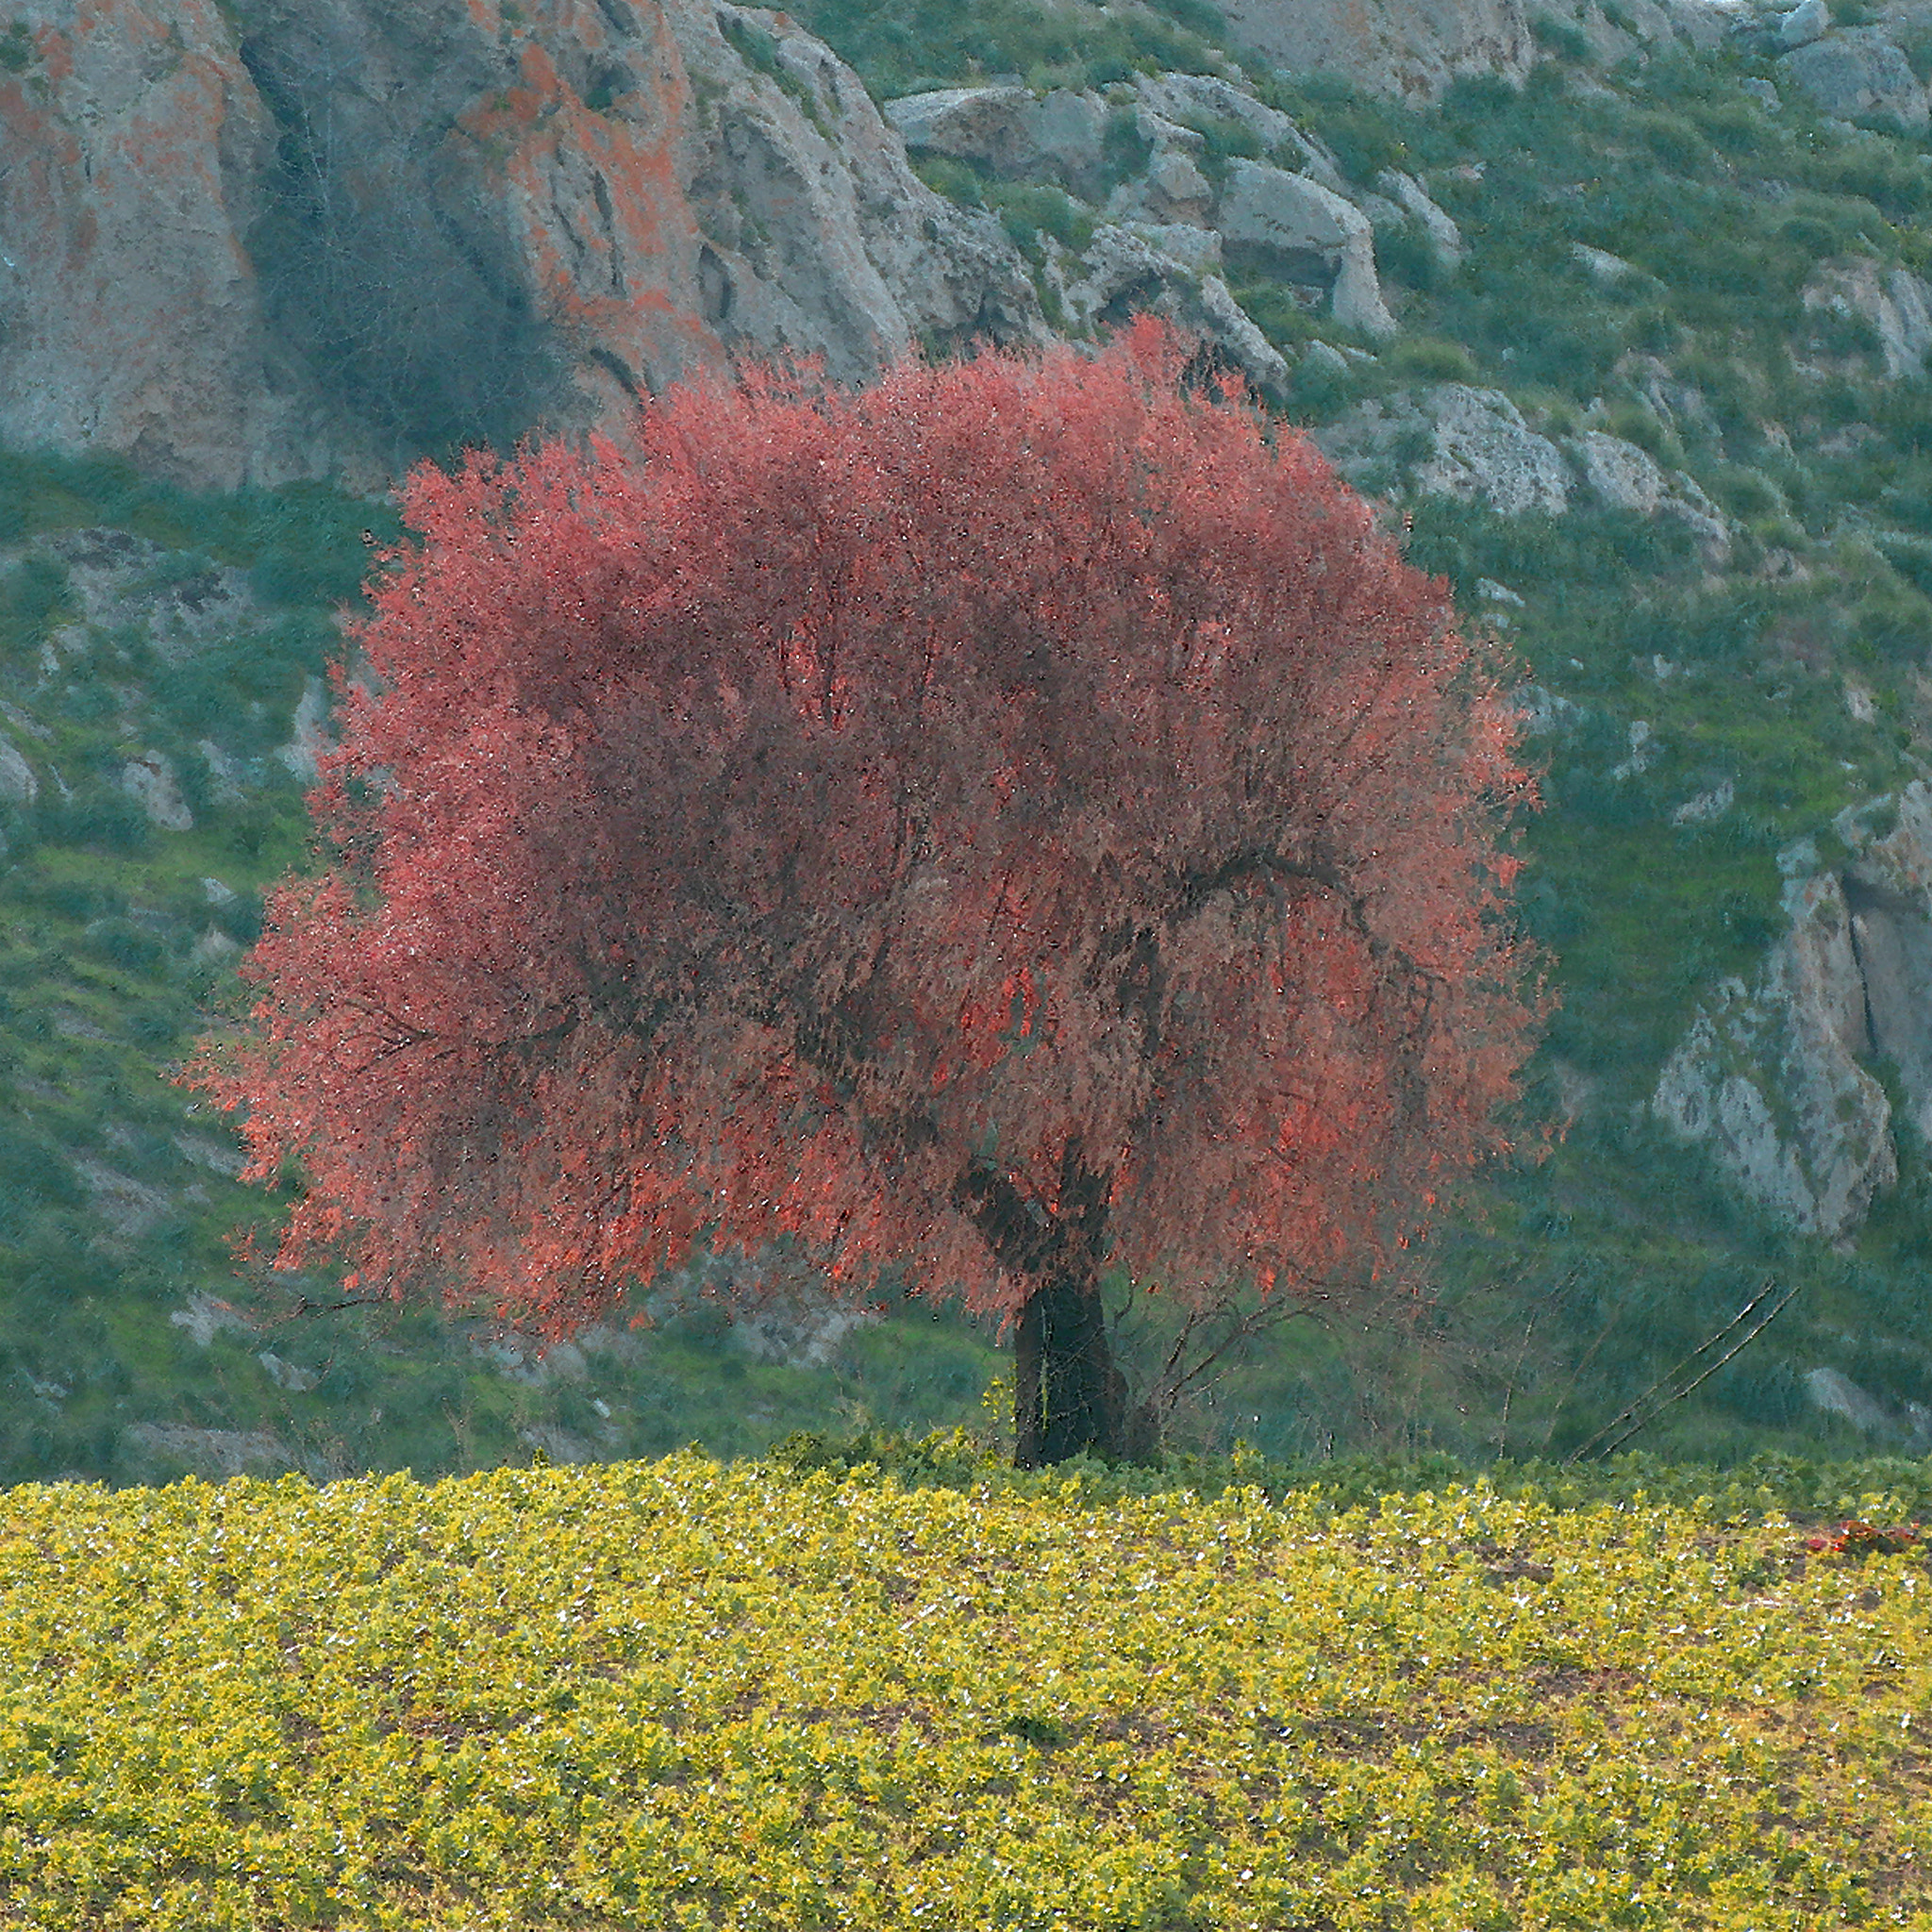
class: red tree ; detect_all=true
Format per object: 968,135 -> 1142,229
189,324 -> 1544,1466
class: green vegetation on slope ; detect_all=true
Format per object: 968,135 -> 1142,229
2,1449 -> 1929,1928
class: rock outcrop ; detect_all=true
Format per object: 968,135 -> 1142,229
1781,23 -> 1930,125
1316,385 -> 1573,515
0,0 -> 297,488
1805,258 -> 1932,380
124,1420 -> 339,1479
1315,384 -> 1734,551
887,75 -> 1403,342
1054,225 -> 1292,395
1216,159 -> 1398,337
885,85 -> 1111,198
1569,429 -> 1731,561
1216,0 -> 1541,99
1804,1364 -> 1932,1448
1840,787 -> 1932,1138
0,0 -> 1042,491
1654,782 -> 1932,1238
1213,0 -> 1730,100
1374,170 -> 1464,269
1654,871 -> 1896,1240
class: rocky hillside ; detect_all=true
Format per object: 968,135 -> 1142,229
9,0 -> 1932,1478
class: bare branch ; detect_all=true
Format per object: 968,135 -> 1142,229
1565,1279 -> 1797,1464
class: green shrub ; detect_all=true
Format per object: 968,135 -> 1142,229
84,920 -> 165,976
1441,73 -> 1522,123
1807,304 -> 1883,362
1690,97 -> 1772,158
0,471 -> 26,547
1385,335 -> 1475,382
986,180 -> 1093,253
1170,109 -> 1261,185
1100,103 -> 1152,188
1227,281 -> 1320,351
34,787 -> 150,855
1630,108 -> 1708,173
911,154 -> 985,208
1898,19 -> 1932,83
1530,11 -> 1592,62
1255,70 -> 1424,181
1874,532 -> 1932,596
122,1003 -> 178,1048
1846,582 -> 1932,666
1373,217 -> 1445,294
1600,401 -> 1676,461
1143,0 -> 1227,39
3,556 -> 68,651
721,14 -> 830,129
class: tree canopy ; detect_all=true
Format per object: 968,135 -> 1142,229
191,323 -> 1545,1461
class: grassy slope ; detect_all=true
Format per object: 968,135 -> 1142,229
2,1445 -> 1929,1928
8,2 -> 1932,1478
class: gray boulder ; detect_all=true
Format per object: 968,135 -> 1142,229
1059,226 -> 1291,396
1124,222 -> 1224,274
1418,387 -> 1571,509
1569,430 -> 1731,562
1191,275 -> 1295,395
1318,386 -> 1572,514
1781,26 -> 1928,126
275,678 -> 334,789
1777,0 -> 1832,48
1215,159 -> 1397,337
1512,683 -> 1585,736
1116,143 -> 1217,225
1803,258 -> 1932,379
1374,169 -> 1464,268
119,753 -> 194,831
169,1292 -> 257,1349
1133,71 -> 1302,157
886,84 -> 1110,199
1571,242 -> 1638,286
0,736 -> 36,806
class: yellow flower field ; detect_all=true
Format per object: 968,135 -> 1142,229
0,1449 -> 1927,1929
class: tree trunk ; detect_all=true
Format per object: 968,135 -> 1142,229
953,1144 -> 1153,1466
1012,1260 -> 1130,1467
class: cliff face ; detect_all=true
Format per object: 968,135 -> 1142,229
0,0 -> 288,486
0,0 -> 1041,491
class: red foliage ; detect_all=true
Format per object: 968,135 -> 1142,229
187,323 -> 1546,1341
1803,1521 -> 1923,1557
